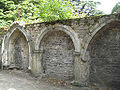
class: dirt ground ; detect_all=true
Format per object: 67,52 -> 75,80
0,70 -> 82,90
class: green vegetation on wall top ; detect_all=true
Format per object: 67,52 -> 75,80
0,0 -> 104,30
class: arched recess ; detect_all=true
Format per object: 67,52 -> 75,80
41,30 -> 75,80
35,24 -> 80,80
86,20 -> 120,88
81,18 -> 120,61
2,23 -> 33,69
35,24 -> 80,52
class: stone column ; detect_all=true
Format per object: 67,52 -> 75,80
74,51 -> 89,86
31,50 -> 43,76
74,51 -> 81,81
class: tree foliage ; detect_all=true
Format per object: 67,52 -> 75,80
111,2 -> 120,14
19,0 -> 74,23
0,0 -> 74,28
72,0 -> 104,17
0,0 -> 17,27
0,0 -> 103,28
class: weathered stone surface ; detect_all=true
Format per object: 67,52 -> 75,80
87,22 -> 120,88
8,29 -> 29,69
0,14 -> 120,88
40,31 -> 74,80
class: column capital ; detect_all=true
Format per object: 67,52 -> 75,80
34,50 -> 43,53
74,51 -> 80,56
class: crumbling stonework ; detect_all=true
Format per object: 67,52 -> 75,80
8,29 -> 29,69
87,21 -> 120,88
1,14 -> 120,89
41,30 -> 74,80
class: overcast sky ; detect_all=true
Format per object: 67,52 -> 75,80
92,0 -> 120,14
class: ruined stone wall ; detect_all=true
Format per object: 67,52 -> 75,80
87,21 -> 120,88
23,14 -> 120,88
40,30 -> 74,80
0,30 -> 6,55
0,36 -> 3,56
8,29 -> 29,69
1,14 -> 120,88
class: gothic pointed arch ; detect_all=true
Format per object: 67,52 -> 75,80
2,22 -> 33,69
84,19 -> 120,88
35,24 -> 80,80
35,24 -> 80,53
81,18 -> 120,61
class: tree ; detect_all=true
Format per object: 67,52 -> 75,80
0,0 -> 17,27
72,0 -> 104,17
19,0 -> 74,23
0,0 -> 103,28
10,0 -> 24,4
0,0 -> 74,28
111,2 -> 120,14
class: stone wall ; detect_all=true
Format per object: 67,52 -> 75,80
8,29 -> 29,69
1,14 -> 120,88
87,21 -> 120,88
40,30 -> 74,80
